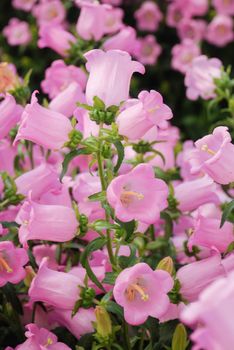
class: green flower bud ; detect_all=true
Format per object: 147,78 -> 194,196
172,323 -> 188,350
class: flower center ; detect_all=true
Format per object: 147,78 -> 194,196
0,254 -> 13,273
201,144 -> 216,156
45,338 -> 53,347
125,283 -> 149,302
120,190 -> 144,207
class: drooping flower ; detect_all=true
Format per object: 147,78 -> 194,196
113,262 -> 173,325
107,163 -> 168,224
0,241 -> 28,287
188,126 -> 234,185
84,49 -> 145,107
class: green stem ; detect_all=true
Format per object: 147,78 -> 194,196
139,328 -> 145,350
149,224 -> 155,241
123,321 -> 131,350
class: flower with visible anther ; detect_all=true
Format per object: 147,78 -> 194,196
107,163 -> 168,224
113,262 -> 174,325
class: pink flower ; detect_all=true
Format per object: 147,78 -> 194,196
171,39 -> 201,74
181,271 -> 234,350
49,82 -> 85,117
212,0 -> 234,15
0,93 -> 22,140
84,49 -> 145,107
16,323 -> 72,349
15,163 -> 60,199
33,0 -> 65,25
185,55 -> 222,100
117,90 -> 172,140
0,62 -> 19,94
176,140 -> 200,180
0,241 -> 28,287
0,140 -> 16,176
206,15 -> 234,47
166,2 -> 189,28
38,25 -> 76,57
41,60 -> 87,99
134,1 -> 162,32
29,258 -> 83,309
113,263 -> 173,325
3,18 -> 32,46
14,91 -> 72,150
188,126 -> 234,185
76,1 -> 123,41
33,244 -> 64,270
177,19 -> 206,42
188,214 -> 234,253
107,164 -> 168,224
103,26 -> 137,55
16,199 -> 78,247
133,35 -> 162,65
103,7 -> 124,34
174,175 -> 220,212
177,253 -> 227,302
48,308 -> 95,339
12,0 -> 36,11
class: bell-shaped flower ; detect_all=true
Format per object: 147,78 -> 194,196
0,93 -> 22,140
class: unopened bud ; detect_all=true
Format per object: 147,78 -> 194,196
156,256 -> 174,275
24,266 -> 36,287
95,306 -> 112,338
172,323 -> 188,350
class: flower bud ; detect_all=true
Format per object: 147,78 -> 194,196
172,323 -> 188,350
156,256 -> 174,275
95,306 -> 112,339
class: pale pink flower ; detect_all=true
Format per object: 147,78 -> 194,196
0,140 -> 17,176
0,241 -> 28,287
84,49 -> 145,107
176,140 -> 198,180
177,19 -> 206,42
107,163 -> 168,224
117,90 -> 172,140
33,0 -> 65,25
14,91 -> 73,150
0,93 -> 22,140
38,25 -> 76,57
41,60 -> 87,99
185,55 -> 222,100
113,263 -> 173,325
171,39 -> 201,74
134,1 -> 162,32
29,258 -> 83,309
103,26 -> 137,55
12,0 -> 36,11
16,199 -> 78,247
133,35 -> 162,65
188,126 -> 234,185
206,15 -> 234,47
3,18 -> 32,46
212,0 -> 234,15
181,271 -> 234,350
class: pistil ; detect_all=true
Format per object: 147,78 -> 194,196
201,144 -> 216,156
0,255 -> 13,273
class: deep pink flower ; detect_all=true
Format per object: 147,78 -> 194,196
107,164 -> 168,224
113,263 -> 173,325
0,241 -> 28,287
172,40 -> 201,74
0,93 -> 22,140
12,0 -> 36,11
188,126 -> 234,185
134,1 -> 162,32
181,271 -> 234,350
29,258 -> 83,309
133,35 -> 162,65
212,0 -> 234,15
38,25 -> 76,57
41,60 -> 87,99
84,49 -> 145,107
206,15 -> 234,47
14,91 -> 73,150
16,199 -> 78,247
3,18 -> 32,46
185,55 -> 222,100
177,19 -> 206,42
117,90 -> 172,140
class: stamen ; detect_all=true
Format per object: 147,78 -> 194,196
120,190 -> 144,207
126,283 -> 149,302
201,144 -> 216,156
0,256 -> 13,273
45,338 -> 53,347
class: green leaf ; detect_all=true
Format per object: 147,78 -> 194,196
107,105 -> 119,114
102,272 -> 119,285
60,148 -> 91,181
0,221 -> 19,229
221,200 -> 234,227
113,140 -> 125,174
93,96 -> 105,110
88,191 -> 106,202
77,102 -> 93,111
2,283 -> 23,315
92,220 -> 119,232
115,219 -> 136,242
172,324 -> 188,350
118,244 -> 137,269
80,238 -> 106,292
106,301 -> 123,319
